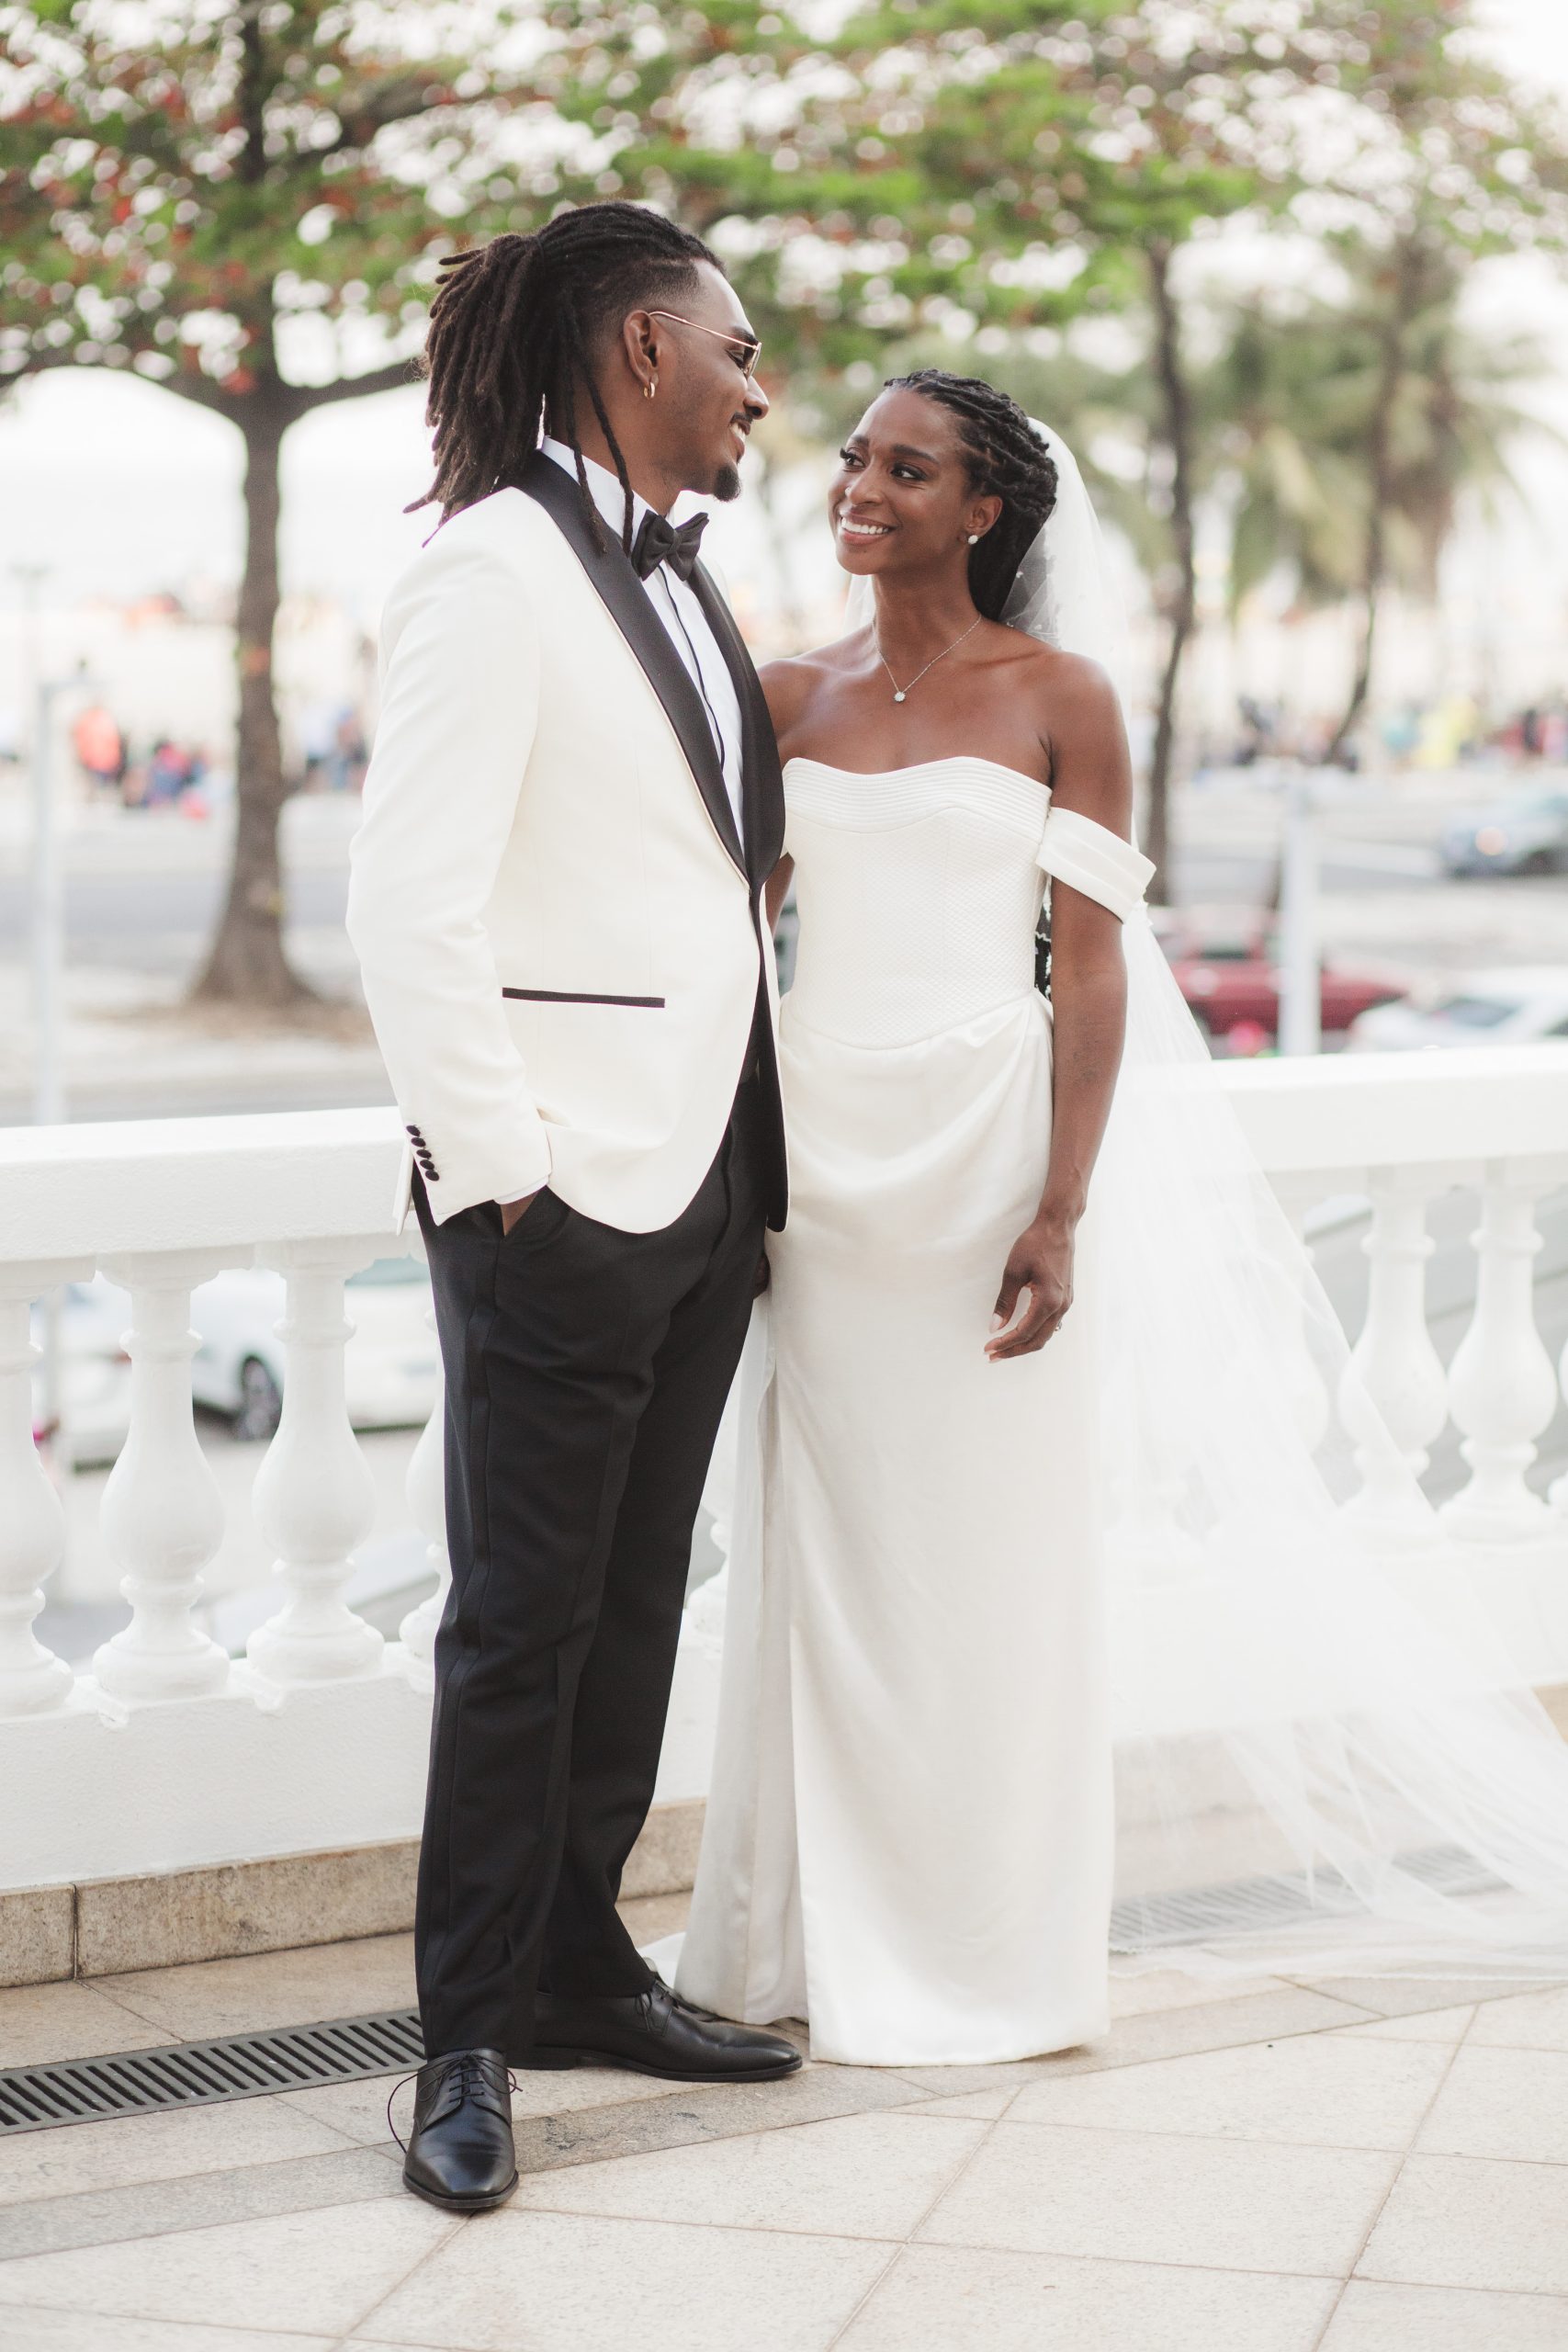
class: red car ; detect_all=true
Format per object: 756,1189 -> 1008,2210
1154,910 -> 1407,1045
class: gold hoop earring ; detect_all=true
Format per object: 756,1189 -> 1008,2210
644,377 -> 658,401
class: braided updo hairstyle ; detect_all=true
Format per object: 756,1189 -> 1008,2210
409,202 -> 720,550
884,368 -> 1059,619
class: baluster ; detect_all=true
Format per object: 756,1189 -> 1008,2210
94,1250 -> 232,1701
0,1264 -> 85,1717
399,1310 -> 449,1687
1340,1176 -> 1449,1532
1442,1173 -> 1557,1544
246,1241 -> 382,1685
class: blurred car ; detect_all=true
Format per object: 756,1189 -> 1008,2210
1154,910 -> 1408,1043
36,1255 -> 437,1462
191,1254 -> 438,1440
1440,788 -> 1568,876
1348,967 -> 1568,1053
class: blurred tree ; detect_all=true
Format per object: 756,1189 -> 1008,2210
1211,247 -> 1553,650
1292,0 -> 1568,758
0,0 -> 552,1006
539,2 -> 1113,386
11,0 -> 1564,993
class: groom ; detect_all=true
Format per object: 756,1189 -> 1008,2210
346,202 -> 797,2213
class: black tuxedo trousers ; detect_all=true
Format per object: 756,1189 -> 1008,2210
412,1070 -> 769,2061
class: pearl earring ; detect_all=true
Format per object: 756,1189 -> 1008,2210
966,533 -> 980,545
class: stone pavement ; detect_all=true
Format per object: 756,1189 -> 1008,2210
2,1896 -> 1568,2349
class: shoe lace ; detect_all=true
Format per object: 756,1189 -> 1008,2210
386,2051 -> 518,2154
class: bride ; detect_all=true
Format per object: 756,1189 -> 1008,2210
663,368 -> 1568,2067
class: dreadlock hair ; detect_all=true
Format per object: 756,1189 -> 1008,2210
884,368 -> 1059,620
409,202 -> 721,552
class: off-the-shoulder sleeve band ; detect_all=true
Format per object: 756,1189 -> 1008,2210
1035,805 -> 1155,922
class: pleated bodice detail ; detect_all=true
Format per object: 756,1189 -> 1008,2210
781,756 -> 1049,1050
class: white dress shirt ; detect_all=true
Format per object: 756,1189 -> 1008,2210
539,440 -> 746,848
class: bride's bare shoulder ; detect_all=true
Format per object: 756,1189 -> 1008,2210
1005,632 -> 1117,714
760,632 -> 869,736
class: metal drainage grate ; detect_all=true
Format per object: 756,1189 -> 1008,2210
0,2007 -> 424,2136
1111,1842 -> 1504,1951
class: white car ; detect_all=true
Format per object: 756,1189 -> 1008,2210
36,1254 -> 438,1462
190,1253 -> 439,1440
1347,967 -> 1568,1052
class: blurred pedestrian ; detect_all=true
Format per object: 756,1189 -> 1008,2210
72,704 -> 125,797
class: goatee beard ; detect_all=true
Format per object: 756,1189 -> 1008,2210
713,461 -> 741,503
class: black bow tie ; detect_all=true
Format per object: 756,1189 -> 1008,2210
631,510 -> 708,584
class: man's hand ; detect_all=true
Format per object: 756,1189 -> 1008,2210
499,1189 -> 544,1236
987,1215 -> 1075,1360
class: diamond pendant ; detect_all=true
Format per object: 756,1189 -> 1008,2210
893,689 -> 907,703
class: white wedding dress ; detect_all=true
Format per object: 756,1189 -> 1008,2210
671,753 -> 1152,2064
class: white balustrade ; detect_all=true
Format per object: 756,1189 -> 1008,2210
1340,1176 -> 1449,1533
3,1061 -> 1568,1896
399,1313 -> 450,1686
93,1250 -> 236,1702
1442,1174 -> 1560,1545
246,1240 -> 384,1686
0,1262 -> 86,1717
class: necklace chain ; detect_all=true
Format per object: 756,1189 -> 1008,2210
874,615 -> 983,704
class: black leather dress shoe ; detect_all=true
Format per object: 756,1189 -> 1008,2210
529,1979 -> 802,2082
400,2048 -> 519,2211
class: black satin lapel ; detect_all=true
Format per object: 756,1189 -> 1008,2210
519,457 -> 745,875
689,562 -> 786,890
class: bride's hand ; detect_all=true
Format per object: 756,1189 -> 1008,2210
987,1216 -> 1075,1359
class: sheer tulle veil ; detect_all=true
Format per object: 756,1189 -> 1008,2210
840,419 -> 1568,1979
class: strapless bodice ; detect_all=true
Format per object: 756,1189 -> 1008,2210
782,756 -> 1049,1049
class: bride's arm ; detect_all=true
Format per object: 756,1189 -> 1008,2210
988,656 -> 1134,1362
760,655 -> 813,935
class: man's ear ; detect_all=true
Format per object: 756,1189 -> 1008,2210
621,309 -> 660,396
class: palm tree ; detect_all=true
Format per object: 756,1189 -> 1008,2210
1208,242 -> 1556,755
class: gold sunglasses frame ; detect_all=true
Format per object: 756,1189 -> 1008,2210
648,310 -> 763,379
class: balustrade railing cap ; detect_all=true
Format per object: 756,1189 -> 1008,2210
1215,1043 -> 1568,1177
0,1107 -> 406,1263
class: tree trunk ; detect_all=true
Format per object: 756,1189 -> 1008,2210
192,403 -> 310,1008
1325,246 -> 1414,768
1329,566 -> 1382,768
1145,240 -> 1198,903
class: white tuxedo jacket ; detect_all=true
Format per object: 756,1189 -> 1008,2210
345,457 -> 787,1233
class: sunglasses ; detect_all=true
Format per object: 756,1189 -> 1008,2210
649,310 -> 762,380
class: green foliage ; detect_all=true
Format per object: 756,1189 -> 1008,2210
0,0 -> 553,413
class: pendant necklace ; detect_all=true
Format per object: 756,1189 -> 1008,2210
875,615 -> 983,704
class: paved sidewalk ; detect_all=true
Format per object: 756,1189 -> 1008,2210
2,1897 -> 1566,2349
